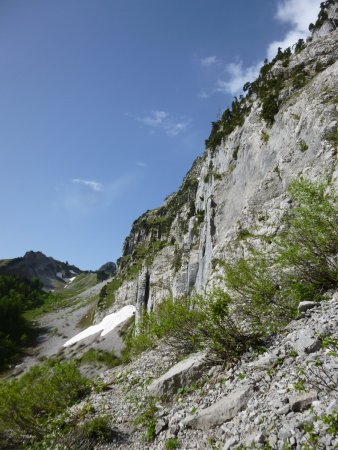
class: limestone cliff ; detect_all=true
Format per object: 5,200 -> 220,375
98,1 -> 338,322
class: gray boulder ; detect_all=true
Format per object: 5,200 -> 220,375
251,354 -> 276,370
147,352 -> 208,397
298,301 -> 318,314
288,390 -> 318,412
183,387 -> 251,429
291,329 -> 322,354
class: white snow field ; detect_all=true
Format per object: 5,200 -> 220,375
63,304 -> 136,347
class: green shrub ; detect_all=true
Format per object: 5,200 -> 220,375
0,359 -> 92,447
80,415 -> 112,442
232,145 -> 240,161
276,178 -> 338,302
166,437 -> 181,449
125,296 -> 204,358
34,414 -> 115,450
145,420 -> 156,442
197,289 -> 264,362
261,131 -> 270,144
298,139 -> 308,152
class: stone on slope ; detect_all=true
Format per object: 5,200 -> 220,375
290,329 -> 322,355
147,352 -> 208,397
251,353 -> 276,370
183,387 -> 251,430
298,301 -> 318,314
288,390 -> 318,412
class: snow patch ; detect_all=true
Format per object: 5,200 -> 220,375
63,305 -> 136,347
63,276 -> 76,287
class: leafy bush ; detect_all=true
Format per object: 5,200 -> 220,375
80,415 -> 112,442
125,296 -> 205,358
276,178 -> 338,302
0,359 -> 92,448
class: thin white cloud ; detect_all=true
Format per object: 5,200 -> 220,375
136,161 -> 147,168
130,110 -> 191,137
165,120 -> 191,136
55,175 -> 134,218
136,110 -> 168,127
198,91 -> 210,99
216,61 -> 262,96
200,55 -> 218,67
267,0 -> 321,60
72,178 -> 103,192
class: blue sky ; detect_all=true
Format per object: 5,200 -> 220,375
0,0 -> 322,270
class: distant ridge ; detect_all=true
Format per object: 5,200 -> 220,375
0,251 -> 83,291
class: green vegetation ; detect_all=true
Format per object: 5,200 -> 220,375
232,145 -> 240,161
125,179 -> 338,363
205,97 -> 251,152
172,246 -> 184,273
166,437 -> 181,449
25,273 -> 99,320
276,178 -> 338,302
261,130 -> 270,144
79,415 -> 112,442
0,275 -> 52,371
97,276 -> 122,311
298,139 -> 308,152
294,38 -> 306,54
0,359 -> 92,448
134,396 -> 158,442
124,296 -> 204,359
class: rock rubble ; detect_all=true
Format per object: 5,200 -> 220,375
79,292 -> 338,449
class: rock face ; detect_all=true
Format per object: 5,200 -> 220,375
97,6 -> 338,323
147,352 -> 208,397
0,251 -> 83,290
